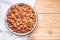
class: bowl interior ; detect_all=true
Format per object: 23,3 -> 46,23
5,3 -> 38,35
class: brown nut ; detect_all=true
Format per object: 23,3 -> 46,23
6,3 -> 36,33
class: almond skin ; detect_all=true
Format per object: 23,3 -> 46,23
6,3 -> 36,33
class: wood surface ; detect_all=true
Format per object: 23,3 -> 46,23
28,0 -> 60,40
35,0 -> 60,13
28,14 -> 60,40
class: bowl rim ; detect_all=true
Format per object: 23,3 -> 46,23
5,3 -> 38,35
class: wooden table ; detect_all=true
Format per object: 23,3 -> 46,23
28,0 -> 60,40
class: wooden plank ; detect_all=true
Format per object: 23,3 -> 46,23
28,14 -> 60,40
35,0 -> 60,13
38,14 -> 60,28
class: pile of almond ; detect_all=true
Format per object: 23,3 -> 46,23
6,3 -> 36,33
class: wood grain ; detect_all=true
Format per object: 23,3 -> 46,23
35,0 -> 60,13
28,14 -> 60,40
28,0 -> 60,40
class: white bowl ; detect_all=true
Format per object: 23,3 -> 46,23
5,3 -> 38,35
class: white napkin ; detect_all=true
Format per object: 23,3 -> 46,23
0,0 -> 36,40
0,0 -> 36,7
